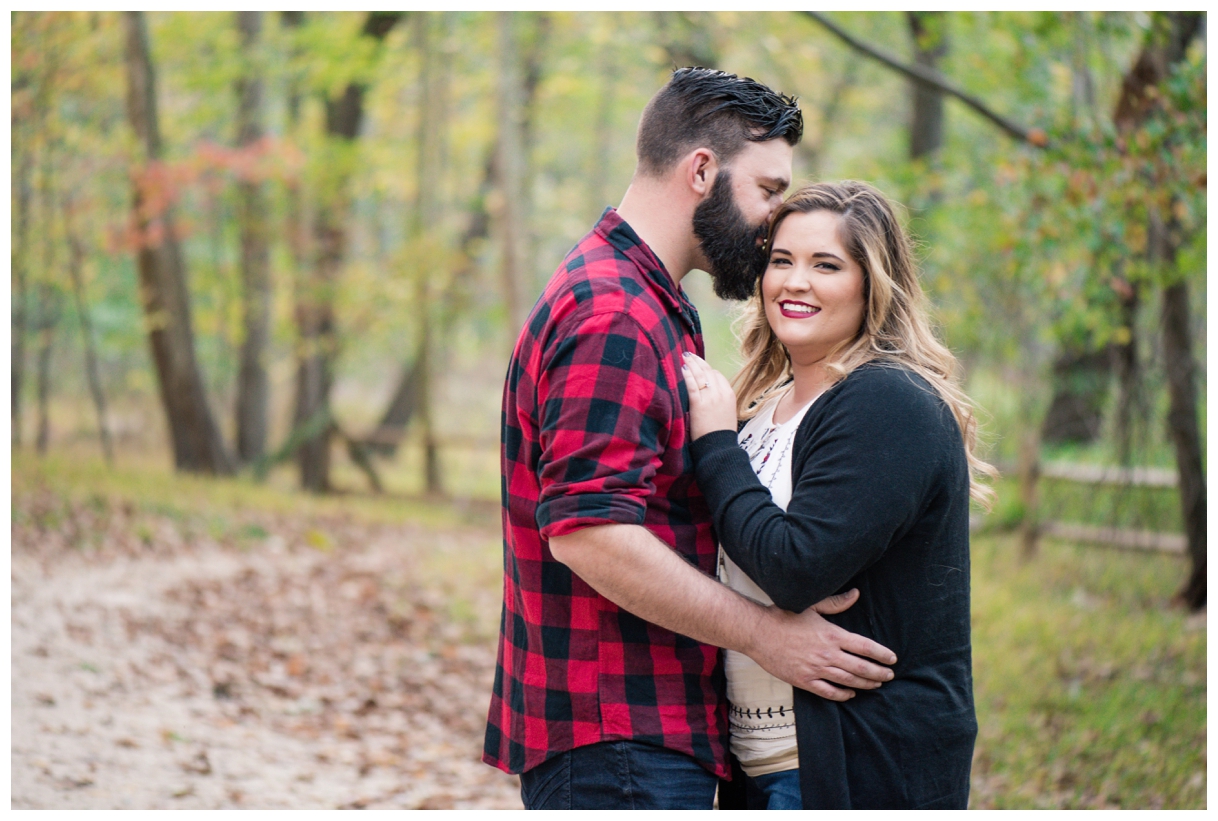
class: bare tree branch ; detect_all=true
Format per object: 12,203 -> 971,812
801,11 -> 1048,148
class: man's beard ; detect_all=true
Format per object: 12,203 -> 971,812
691,170 -> 770,302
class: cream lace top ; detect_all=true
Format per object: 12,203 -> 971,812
720,389 -> 818,777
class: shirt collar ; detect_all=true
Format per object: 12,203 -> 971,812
593,207 -> 700,331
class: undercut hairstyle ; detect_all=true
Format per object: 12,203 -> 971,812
635,67 -> 803,177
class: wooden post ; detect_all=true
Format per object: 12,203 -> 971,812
1019,431 -> 1040,560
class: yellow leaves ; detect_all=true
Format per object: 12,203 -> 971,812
1111,326 -> 1132,347
1125,222 -> 1147,255
969,189 -> 989,207
1047,263 -> 1067,288
304,528 -> 333,551
1048,62 -> 1072,98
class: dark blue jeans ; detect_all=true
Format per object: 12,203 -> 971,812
519,740 -> 718,809
745,769 -> 803,810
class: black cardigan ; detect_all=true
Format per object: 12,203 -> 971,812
692,364 -> 976,810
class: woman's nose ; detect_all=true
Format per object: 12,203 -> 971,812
783,265 -> 813,291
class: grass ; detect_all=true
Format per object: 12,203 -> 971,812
11,446 -> 494,533
1034,477 -> 1184,534
980,473 -> 1185,537
969,533 -> 1205,808
11,447 -> 1206,808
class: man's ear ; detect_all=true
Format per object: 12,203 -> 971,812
684,148 -> 718,197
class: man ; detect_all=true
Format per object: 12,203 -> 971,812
483,67 -> 896,810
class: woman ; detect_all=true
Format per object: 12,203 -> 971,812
680,181 -> 994,809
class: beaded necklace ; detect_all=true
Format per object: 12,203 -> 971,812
739,392 -> 798,485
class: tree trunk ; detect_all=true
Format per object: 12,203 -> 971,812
205,187 -> 234,411
519,13 -> 550,251
589,32 -> 616,219
293,10 -> 401,492
368,149 -> 496,454
12,139 -> 32,446
63,199 -> 115,465
490,12 -> 550,344
233,10 -> 271,466
1110,275 -> 1140,465
279,9 -> 308,480
34,281 -> 60,456
278,10 -> 323,485
907,11 -> 947,161
1115,11 -> 1205,608
34,116 -> 58,456
1070,11 -> 1098,129
1161,275 -> 1205,609
410,13 -> 442,494
123,11 -> 232,474
1040,346 -> 1110,445
370,14 -> 549,455
294,206 -> 340,493
495,12 -> 529,340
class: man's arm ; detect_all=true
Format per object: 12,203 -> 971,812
549,523 -> 896,702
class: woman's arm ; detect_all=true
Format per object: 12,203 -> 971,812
685,361 -> 948,613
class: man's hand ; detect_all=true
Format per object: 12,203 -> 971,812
742,588 -> 897,702
548,525 -> 895,701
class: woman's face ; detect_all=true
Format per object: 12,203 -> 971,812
761,209 -> 867,367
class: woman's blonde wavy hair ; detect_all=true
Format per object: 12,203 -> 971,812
732,180 -> 996,508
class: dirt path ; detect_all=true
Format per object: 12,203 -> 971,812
11,488 -> 523,809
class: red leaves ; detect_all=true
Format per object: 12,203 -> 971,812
193,135 -> 303,185
117,136 -> 305,253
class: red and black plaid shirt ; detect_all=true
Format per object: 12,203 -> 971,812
483,208 -> 729,778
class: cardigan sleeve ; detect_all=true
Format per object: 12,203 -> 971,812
690,367 -> 952,613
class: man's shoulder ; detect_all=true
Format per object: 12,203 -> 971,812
558,230 -> 650,296
542,237 -> 674,339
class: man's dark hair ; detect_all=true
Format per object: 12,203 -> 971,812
635,67 -> 803,177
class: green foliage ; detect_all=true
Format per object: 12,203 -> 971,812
11,10 -> 1205,479
1011,44 -> 1206,352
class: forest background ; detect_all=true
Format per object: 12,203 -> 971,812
10,10 -> 1207,810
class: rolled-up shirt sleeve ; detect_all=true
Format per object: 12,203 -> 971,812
535,309 -> 673,539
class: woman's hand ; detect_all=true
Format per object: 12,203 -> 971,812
681,352 -> 739,440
